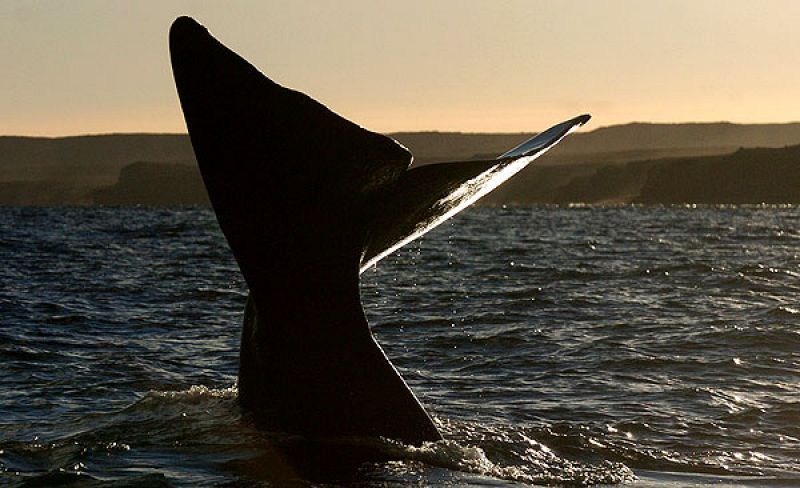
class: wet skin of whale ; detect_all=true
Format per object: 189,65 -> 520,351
169,16 -> 589,445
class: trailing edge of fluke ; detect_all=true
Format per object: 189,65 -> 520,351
169,15 -> 589,445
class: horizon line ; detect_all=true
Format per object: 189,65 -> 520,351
4,119 -> 800,139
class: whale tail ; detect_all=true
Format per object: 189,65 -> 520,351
170,16 -> 588,444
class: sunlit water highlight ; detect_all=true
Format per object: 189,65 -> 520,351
2,206 -> 799,486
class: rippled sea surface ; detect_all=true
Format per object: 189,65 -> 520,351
2,206 -> 800,487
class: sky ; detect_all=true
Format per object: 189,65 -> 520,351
2,0 -> 800,136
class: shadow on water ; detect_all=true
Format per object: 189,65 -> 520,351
2,385 -> 634,487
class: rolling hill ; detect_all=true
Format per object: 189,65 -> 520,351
2,121 -> 800,206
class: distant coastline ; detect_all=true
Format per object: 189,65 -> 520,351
3,122 -> 800,206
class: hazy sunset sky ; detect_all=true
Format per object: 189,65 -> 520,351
3,0 -> 799,136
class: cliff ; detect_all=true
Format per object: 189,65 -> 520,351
93,162 -> 209,206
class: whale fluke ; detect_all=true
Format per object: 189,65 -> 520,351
360,114 -> 590,271
170,16 -> 589,444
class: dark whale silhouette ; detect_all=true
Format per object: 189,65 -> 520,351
169,16 -> 589,445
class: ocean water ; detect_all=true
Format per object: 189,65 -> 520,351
1,206 -> 800,487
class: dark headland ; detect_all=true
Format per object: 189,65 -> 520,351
3,122 -> 800,206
